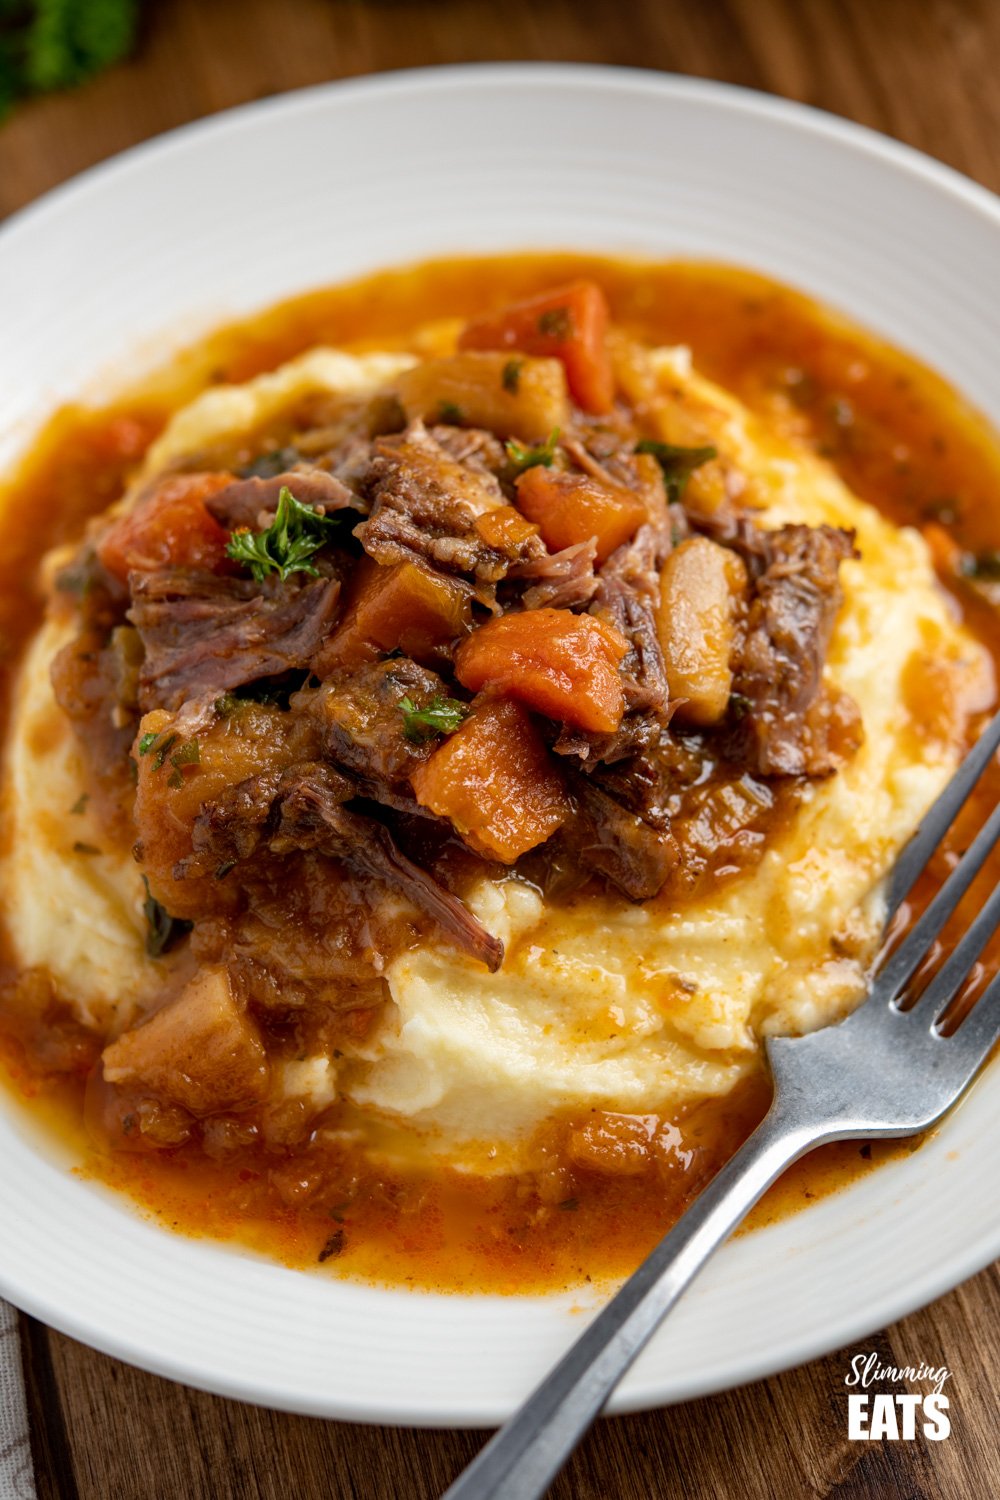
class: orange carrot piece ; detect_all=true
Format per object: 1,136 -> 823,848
474,504 -> 540,551
97,472 -> 235,581
410,697 -> 568,862
316,557 -> 471,671
458,281 -> 614,415
454,608 -> 628,733
515,466 -> 646,564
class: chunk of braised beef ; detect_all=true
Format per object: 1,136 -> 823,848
205,469 -> 362,533
727,523 -> 859,776
186,762 -> 503,971
590,521 -> 672,717
303,658 -> 448,786
128,569 -> 341,712
565,775 -> 678,901
425,423 -> 508,479
357,422 -> 540,584
509,538 -> 599,611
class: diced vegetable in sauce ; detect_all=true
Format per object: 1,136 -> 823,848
458,280 -> 614,415
97,472 -> 234,580
316,556 -> 472,670
410,697 -> 568,861
658,536 -> 748,726
454,608 -> 629,733
395,352 -> 569,442
515,465 -> 647,564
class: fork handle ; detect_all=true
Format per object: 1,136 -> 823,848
443,1104 -> 821,1500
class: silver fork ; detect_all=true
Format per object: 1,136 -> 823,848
443,707 -> 1000,1500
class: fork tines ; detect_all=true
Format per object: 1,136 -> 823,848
875,706 -> 1000,1027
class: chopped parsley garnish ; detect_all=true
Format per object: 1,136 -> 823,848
70,792 -> 89,815
398,694 -> 469,743
226,485 -> 340,582
537,306 -> 573,339
728,692 -> 753,720
139,732 -> 199,782
436,400 -> 464,424
151,734 -> 178,770
505,427 -> 561,476
141,877 -> 192,959
501,358 -> 524,394
635,440 -> 718,501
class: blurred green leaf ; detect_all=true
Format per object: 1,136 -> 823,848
0,0 -> 138,118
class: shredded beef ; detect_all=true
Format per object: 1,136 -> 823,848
357,422 -> 540,583
128,569 -> 340,712
565,775 -> 678,900
186,762 -> 503,971
305,659 -> 447,786
510,538 -> 599,611
206,470 -> 361,532
728,523 -> 859,775
591,522 -> 672,715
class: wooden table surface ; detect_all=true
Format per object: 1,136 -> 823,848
4,1 -> 1000,1496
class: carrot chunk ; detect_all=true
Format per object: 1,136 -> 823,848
410,697 -> 568,862
454,608 -> 628,733
474,504 -> 540,552
316,557 -> 472,672
458,281 -> 614,415
515,466 -> 647,564
97,472 -> 235,581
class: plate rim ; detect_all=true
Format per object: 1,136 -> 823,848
1,62 -> 999,1426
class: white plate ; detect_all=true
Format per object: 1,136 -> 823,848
1,65 -> 999,1425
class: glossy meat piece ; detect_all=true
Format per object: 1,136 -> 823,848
102,967 -> 269,1116
729,524 -> 858,775
128,568 -> 340,712
188,762 -> 504,971
357,422 -> 540,583
591,521 -> 672,717
205,468 -> 361,532
567,775 -> 678,900
307,658 -> 447,786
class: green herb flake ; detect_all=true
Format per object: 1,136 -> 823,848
226,485 -> 341,583
137,731 -> 160,757
728,692 -> 753,721
501,358 -> 524,394
398,694 -> 469,744
151,734 -> 178,771
214,692 -> 238,717
214,860 -> 236,881
141,876 -> 192,959
70,792 -> 90,815
537,306 -> 573,339
436,400 -> 464,424
505,427 -> 561,476
635,440 -> 718,501
170,740 -> 200,770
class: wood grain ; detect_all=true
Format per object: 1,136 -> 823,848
3,0 -> 999,1495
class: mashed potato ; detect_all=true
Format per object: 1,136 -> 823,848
0,344 -> 989,1170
